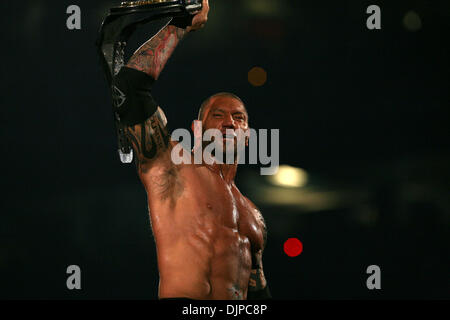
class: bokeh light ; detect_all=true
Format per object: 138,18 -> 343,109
268,165 -> 308,188
248,66 -> 267,87
403,10 -> 422,32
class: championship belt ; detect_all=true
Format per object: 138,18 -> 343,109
96,0 -> 202,163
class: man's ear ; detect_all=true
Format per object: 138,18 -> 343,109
192,120 -> 203,149
192,120 -> 203,134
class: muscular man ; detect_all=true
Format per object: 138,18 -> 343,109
113,0 -> 270,300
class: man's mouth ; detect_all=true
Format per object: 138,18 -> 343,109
222,130 -> 237,139
223,134 -> 236,140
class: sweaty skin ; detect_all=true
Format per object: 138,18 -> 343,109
123,0 -> 268,299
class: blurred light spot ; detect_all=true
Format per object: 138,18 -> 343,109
248,66 -> 267,87
268,165 -> 308,188
246,0 -> 284,17
257,188 -> 346,210
403,11 -> 422,32
284,238 -> 303,257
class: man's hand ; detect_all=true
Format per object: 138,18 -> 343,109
186,0 -> 209,33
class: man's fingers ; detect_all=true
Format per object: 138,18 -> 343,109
186,0 -> 209,32
202,0 -> 209,16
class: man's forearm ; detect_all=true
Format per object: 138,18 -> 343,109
126,25 -> 186,79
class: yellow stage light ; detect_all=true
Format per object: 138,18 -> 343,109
268,165 -> 308,188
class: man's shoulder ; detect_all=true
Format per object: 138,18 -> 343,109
233,188 -> 261,215
237,191 -> 257,210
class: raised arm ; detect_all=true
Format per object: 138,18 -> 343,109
119,24 -> 185,173
126,24 -> 186,79
127,0 -> 209,78
112,0 -> 209,174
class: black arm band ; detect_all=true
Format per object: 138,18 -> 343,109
111,67 -> 158,126
247,285 -> 272,300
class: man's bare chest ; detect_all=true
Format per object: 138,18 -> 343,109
184,167 -> 266,252
144,164 -> 266,251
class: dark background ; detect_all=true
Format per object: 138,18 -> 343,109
1,0 -> 449,299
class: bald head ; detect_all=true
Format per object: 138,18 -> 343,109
198,92 -> 247,121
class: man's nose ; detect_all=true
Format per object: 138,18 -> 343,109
222,114 -> 235,128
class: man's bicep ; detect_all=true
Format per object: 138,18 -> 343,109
124,106 -> 170,169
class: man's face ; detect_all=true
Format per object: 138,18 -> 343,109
201,95 -> 249,156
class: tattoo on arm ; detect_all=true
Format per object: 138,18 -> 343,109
256,211 -> 267,249
248,269 -> 267,292
228,285 -> 244,300
126,25 -> 185,79
124,107 -> 169,172
248,250 -> 267,292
